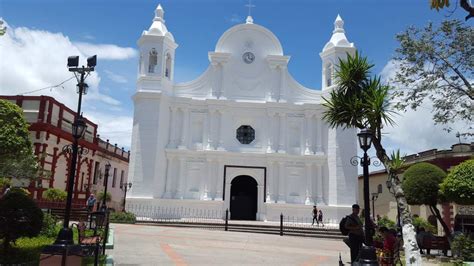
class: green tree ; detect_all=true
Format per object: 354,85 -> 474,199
322,52 -> 421,263
440,159 -> 474,205
0,100 -> 41,181
0,190 -> 44,250
392,20 -> 473,134
402,162 -> 451,237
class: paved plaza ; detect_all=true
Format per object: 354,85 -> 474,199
109,223 -> 352,265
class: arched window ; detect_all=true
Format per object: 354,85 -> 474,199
165,53 -> 172,79
325,63 -> 333,87
148,48 -> 158,73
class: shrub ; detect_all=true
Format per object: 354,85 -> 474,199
0,235 -> 55,264
440,159 -> 474,205
40,213 -> 60,237
109,211 -> 136,224
9,187 -> 31,196
402,162 -> 446,206
412,216 -> 436,234
0,177 -> 11,189
377,216 -> 396,230
43,188 -> 67,201
451,234 -> 474,262
97,191 -> 112,202
0,191 -> 43,250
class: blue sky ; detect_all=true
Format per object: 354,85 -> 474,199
0,0 -> 471,154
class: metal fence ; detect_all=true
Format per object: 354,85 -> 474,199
125,205 -> 341,238
126,204 -> 226,228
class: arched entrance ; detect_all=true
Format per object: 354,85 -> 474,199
230,175 -> 257,220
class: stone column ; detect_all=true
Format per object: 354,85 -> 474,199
304,112 -> 314,155
167,106 -> 177,148
266,111 -> 275,153
315,163 -> 324,204
211,62 -> 219,99
278,66 -> 287,102
266,161 -> 273,202
277,161 -> 286,203
163,156 -> 174,198
277,112 -> 286,153
315,113 -> 323,154
217,110 -> 225,151
175,157 -> 187,199
215,160 -> 223,200
178,107 -> 189,149
304,162 -> 315,205
206,109 -> 215,150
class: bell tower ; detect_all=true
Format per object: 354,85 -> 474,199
319,15 -> 355,90
137,4 -> 178,93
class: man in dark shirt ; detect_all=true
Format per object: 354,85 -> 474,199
311,205 -> 318,225
345,204 -> 364,263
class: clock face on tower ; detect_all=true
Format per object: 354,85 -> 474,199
242,52 -> 255,64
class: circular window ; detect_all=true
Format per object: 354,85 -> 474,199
236,125 -> 255,144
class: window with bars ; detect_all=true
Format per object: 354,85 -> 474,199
112,168 -> 117,188
236,125 -> 255,144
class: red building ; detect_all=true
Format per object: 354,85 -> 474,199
1,95 -> 130,210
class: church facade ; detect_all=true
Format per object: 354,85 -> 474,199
126,4 -> 357,222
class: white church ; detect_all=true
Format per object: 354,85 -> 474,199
126,4 -> 357,222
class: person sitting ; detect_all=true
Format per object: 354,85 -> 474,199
378,226 -> 397,265
416,227 -> 434,254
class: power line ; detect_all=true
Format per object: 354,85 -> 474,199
17,76 -> 76,95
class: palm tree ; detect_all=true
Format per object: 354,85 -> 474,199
323,52 -> 422,264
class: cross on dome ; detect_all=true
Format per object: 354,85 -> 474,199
245,0 -> 255,24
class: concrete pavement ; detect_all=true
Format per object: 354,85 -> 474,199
109,223 -> 351,265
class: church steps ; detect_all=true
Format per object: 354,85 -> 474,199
133,221 -> 344,239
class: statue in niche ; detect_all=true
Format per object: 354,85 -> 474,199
148,48 -> 158,73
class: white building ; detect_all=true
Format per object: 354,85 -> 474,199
126,4 -> 357,222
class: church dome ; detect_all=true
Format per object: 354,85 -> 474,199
214,17 -> 283,56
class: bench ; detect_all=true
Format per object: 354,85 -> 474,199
422,236 -> 450,256
49,208 -> 89,222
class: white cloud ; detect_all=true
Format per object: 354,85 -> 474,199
0,21 -> 134,148
75,42 -> 137,60
227,14 -> 242,24
104,70 -> 128,83
87,113 -> 133,149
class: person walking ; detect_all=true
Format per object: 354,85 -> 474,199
86,193 -> 96,213
311,206 -> 318,225
317,209 -> 324,227
345,204 -> 364,264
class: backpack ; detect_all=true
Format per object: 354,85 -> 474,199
339,216 -> 350,236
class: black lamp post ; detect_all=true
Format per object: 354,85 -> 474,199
42,55 -> 96,265
55,55 -> 96,246
101,162 -> 111,210
121,182 -> 132,212
357,128 -> 378,265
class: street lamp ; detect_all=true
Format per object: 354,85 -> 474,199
357,128 -> 377,265
371,184 -> 382,220
121,182 -> 132,212
101,162 -> 111,210
42,55 -> 97,265
56,55 -> 95,245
